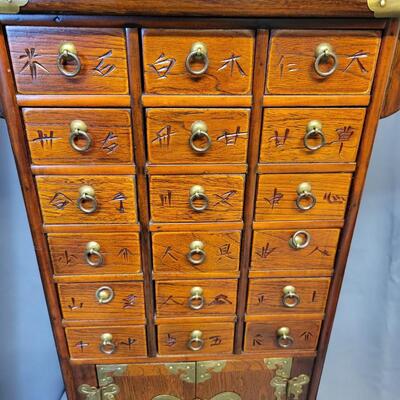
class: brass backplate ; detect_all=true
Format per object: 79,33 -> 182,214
368,0 -> 400,17
0,0 -> 28,13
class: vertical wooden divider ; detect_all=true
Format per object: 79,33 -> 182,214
126,28 -> 157,356
234,29 -> 269,354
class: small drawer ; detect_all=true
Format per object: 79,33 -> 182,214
146,108 -> 250,164
244,320 -> 322,352
260,108 -> 366,163
7,27 -> 128,94
266,30 -> 381,95
152,231 -> 241,276
58,282 -> 145,321
156,279 -> 237,317
48,233 -> 141,276
247,278 -> 331,314
149,174 -> 245,223
255,173 -> 352,222
23,108 -> 133,165
142,29 -> 254,95
66,325 -> 147,359
251,228 -> 340,273
158,322 -> 234,355
36,175 -> 137,224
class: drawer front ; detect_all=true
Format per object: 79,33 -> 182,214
142,29 -> 254,95
158,322 -> 234,355
36,175 -> 137,224
266,30 -> 381,94
255,173 -> 352,221
58,282 -> 145,321
251,228 -> 340,272
146,108 -> 250,164
66,325 -> 147,359
156,279 -> 237,317
152,231 -> 241,275
260,108 -> 366,163
244,320 -> 322,352
49,233 -> 141,276
7,27 -> 128,94
149,175 -> 245,222
247,278 -> 331,314
23,108 -> 133,165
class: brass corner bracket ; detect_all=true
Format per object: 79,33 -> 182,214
0,0 -> 28,14
368,0 -> 400,17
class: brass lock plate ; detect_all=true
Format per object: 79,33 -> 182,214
0,0 -> 28,13
368,0 -> 400,17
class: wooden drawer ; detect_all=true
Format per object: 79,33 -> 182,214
48,233 -> 141,276
66,325 -> 147,359
247,278 -> 331,314
58,282 -> 145,321
255,173 -> 352,221
251,228 -> 340,274
23,108 -> 133,165
158,322 -> 234,355
36,175 -> 137,224
149,174 -> 245,222
152,231 -> 241,276
266,30 -> 381,94
7,27 -> 128,94
146,108 -> 250,164
142,29 -> 254,95
244,320 -> 322,352
260,108 -> 366,163
156,279 -> 237,317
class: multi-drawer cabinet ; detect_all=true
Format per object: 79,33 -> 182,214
1,2 -> 400,400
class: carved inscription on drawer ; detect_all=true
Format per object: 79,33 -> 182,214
6,27 -> 129,94
142,29 -> 254,95
66,325 -> 147,359
36,175 -> 137,224
149,174 -> 245,222
266,30 -> 381,94
146,108 -> 250,164
23,108 -> 133,165
255,173 -> 352,221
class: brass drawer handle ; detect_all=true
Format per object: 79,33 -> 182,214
69,120 -> 92,153
190,120 -> 211,153
276,327 -> 294,348
187,330 -> 204,351
96,286 -> 114,304
77,185 -> 98,214
289,230 -> 311,250
84,241 -> 104,267
188,286 -> 205,310
57,42 -> 82,78
189,185 -> 209,212
314,43 -> 338,78
99,333 -> 116,355
304,120 -> 326,152
282,286 -> 301,308
296,182 -> 316,211
187,240 -> 206,265
185,42 -> 209,76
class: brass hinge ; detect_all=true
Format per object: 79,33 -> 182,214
0,0 -> 28,14
368,0 -> 400,17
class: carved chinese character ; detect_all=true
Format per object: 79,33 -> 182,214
344,51 -> 369,74
94,50 -> 117,76
101,132 -> 119,154
213,191 -> 237,207
264,188 -> 284,209
19,48 -> 49,79
151,125 -> 176,148
122,294 -> 137,309
216,127 -> 248,146
256,242 -> 277,259
112,192 -> 127,213
50,192 -> 72,210
218,54 -> 247,76
148,53 -> 176,79
32,130 -> 60,148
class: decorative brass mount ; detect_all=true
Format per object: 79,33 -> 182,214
368,0 -> 400,17
0,0 -> 28,13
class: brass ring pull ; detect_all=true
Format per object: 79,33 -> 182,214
189,120 -> 211,153
304,120 -> 326,152
187,330 -> 204,351
295,182 -> 317,211
69,120 -> 92,153
188,286 -> 205,310
77,185 -> 98,214
314,43 -> 338,78
185,42 -> 209,76
282,286 -> 301,308
187,240 -> 206,265
57,42 -> 82,78
277,327 -> 294,349
189,185 -> 209,212
84,241 -> 104,267
289,230 -> 311,250
99,333 -> 117,355
96,286 -> 114,304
